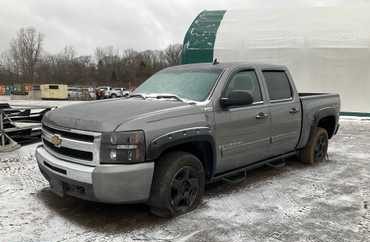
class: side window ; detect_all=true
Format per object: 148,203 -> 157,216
262,71 -> 292,101
225,70 -> 262,102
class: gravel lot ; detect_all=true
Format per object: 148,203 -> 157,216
0,113 -> 369,241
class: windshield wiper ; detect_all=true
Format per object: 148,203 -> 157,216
149,93 -> 196,104
129,93 -> 196,104
128,93 -> 146,99
154,94 -> 184,102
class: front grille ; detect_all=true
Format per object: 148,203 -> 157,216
42,124 -> 94,143
42,123 -> 101,165
43,139 -> 93,161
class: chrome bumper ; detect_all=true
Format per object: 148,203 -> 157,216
36,145 -> 154,203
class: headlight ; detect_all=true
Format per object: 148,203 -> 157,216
100,130 -> 145,164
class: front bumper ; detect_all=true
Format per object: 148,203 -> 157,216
36,145 -> 154,203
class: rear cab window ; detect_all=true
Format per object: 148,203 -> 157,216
262,71 -> 293,102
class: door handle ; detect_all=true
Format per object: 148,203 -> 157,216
256,112 -> 269,119
289,108 -> 299,114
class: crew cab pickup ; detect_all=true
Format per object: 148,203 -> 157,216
36,63 -> 340,217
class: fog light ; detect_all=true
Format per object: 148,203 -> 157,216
109,150 -> 117,160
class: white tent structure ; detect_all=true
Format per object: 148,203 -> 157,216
182,7 -> 370,116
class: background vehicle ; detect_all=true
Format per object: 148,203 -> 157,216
112,88 -> 130,98
67,87 -> 81,99
86,87 -> 97,100
96,86 -> 129,99
40,84 -> 68,100
36,63 -> 340,217
68,87 -> 96,100
95,86 -> 109,99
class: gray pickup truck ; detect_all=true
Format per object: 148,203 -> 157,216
36,62 -> 340,217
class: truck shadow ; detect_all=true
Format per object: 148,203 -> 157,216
35,156 -> 327,233
36,188 -> 163,233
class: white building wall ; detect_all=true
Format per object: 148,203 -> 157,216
213,7 -> 370,114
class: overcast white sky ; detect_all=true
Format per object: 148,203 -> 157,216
0,0 -> 369,55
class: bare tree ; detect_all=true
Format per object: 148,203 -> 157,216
163,44 -> 182,66
95,46 -> 121,83
3,34 -> 182,88
0,51 -> 8,82
61,45 -> 76,61
36,46 -> 93,85
0,50 -> 19,83
10,27 -> 43,82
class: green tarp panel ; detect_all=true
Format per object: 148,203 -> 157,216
181,10 -> 226,64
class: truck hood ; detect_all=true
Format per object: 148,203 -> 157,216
43,98 -> 195,132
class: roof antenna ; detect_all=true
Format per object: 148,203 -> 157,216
213,58 -> 219,65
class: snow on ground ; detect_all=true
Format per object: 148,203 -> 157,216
0,99 -> 369,242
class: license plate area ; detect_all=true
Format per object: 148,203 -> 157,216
50,178 -> 64,197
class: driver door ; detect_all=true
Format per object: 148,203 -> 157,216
214,69 -> 271,173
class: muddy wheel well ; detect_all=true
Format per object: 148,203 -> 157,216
318,116 -> 336,138
158,141 -> 214,179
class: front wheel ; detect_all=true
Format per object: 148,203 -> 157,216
300,127 -> 329,164
148,151 -> 205,217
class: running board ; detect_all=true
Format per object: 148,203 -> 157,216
266,159 -> 286,169
222,170 -> 247,184
210,151 -> 297,183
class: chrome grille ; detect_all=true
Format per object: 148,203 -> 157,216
41,123 -> 101,166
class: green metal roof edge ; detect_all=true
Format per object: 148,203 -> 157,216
340,112 -> 370,117
181,10 -> 226,64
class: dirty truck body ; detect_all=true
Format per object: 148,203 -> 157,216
36,63 -> 340,216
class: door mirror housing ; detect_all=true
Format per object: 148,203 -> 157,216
220,90 -> 254,108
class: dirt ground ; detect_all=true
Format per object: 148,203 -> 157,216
0,118 -> 369,242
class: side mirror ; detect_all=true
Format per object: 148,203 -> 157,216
220,90 -> 254,108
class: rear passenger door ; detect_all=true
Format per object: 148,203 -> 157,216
262,70 -> 301,156
215,69 -> 271,172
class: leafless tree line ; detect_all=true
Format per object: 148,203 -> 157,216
0,27 -> 182,88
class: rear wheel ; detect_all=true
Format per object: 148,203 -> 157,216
110,93 -> 117,98
300,127 -> 328,164
148,151 -> 205,217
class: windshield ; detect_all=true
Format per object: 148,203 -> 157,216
134,68 -> 222,102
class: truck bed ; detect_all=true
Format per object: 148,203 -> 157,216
297,93 -> 340,149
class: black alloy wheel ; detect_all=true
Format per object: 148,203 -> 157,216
314,133 -> 328,161
149,151 -> 205,217
300,127 -> 329,164
170,166 -> 200,213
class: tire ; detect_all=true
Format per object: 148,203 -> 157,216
110,94 -> 117,98
148,151 -> 205,217
300,127 -> 329,164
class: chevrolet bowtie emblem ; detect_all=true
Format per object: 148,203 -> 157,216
51,134 -> 62,147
